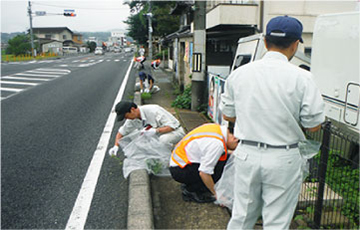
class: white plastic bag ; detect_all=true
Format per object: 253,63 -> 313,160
214,154 -> 235,209
298,139 -> 321,180
119,130 -> 172,179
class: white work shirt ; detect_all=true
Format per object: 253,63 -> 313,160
220,51 -> 325,145
118,104 -> 181,136
170,126 -> 228,175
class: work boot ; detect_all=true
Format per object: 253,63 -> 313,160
182,187 -> 216,203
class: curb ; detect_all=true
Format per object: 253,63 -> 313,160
127,91 -> 154,229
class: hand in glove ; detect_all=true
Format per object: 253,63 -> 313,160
141,127 -> 157,137
144,88 -> 150,93
140,89 -> 144,93
108,145 -> 119,157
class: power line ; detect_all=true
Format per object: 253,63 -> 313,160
33,2 -> 129,11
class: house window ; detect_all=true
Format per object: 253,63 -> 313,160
45,34 -> 51,39
63,35 -> 67,40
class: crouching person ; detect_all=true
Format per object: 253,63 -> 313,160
169,123 -> 238,203
108,101 -> 185,156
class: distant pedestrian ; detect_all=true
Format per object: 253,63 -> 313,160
108,101 -> 185,156
134,55 -> 146,69
220,15 -> 325,229
170,123 -> 238,203
135,71 -> 160,94
151,59 -> 161,69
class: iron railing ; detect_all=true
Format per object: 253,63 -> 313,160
298,121 -> 359,229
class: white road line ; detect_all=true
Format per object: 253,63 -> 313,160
114,59 -> 120,62
14,73 -> 59,78
27,70 -> 69,75
65,59 -> 134,230
2,76 -> 50,81
0,87 -> 23,92
0,80 -> 38,86
36,68 -> 71,73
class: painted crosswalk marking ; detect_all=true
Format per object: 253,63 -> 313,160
1,68 -> 71,100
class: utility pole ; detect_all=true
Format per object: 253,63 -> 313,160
28,0 -> 36,57
147,0 -> 153,62
191,1 -> 206,111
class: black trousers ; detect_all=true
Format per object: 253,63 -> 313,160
169,159 -> 227,194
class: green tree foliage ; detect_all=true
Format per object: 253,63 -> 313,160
6,34 -> 34,55
124,1 -> 180,45
87,41 -> 97,52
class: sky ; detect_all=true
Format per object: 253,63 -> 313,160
1,0 -> 132,33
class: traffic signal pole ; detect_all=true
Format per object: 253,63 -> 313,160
28,0 -> 35,57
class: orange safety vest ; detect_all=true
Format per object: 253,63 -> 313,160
171,123 -> 228,168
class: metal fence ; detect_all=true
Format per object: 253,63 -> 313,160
297,121 -> 359,229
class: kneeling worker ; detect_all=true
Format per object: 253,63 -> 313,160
170,123 -> 238,203
108,101 -> 185,156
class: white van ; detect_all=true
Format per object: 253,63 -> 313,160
231,33 -> 310,72
311,12 -> 360,134
62,46 -> 78,54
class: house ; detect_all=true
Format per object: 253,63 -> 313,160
164,0 -> 358,90
31,27 -> 85,54
33,27 -> 74,42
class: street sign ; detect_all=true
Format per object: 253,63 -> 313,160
35,11 -> 46,16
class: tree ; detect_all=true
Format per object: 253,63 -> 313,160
6,34 -> 34,56
124,1 -> 179,45
87,41 -> 97,52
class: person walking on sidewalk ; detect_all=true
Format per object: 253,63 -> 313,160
220,16 -> 325,229
108,101 -> 185,156
169,123 -> 238,203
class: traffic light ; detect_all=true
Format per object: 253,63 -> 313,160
64,12 -> 76,17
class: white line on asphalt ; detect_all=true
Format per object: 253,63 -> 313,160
2,76 -> 50,81
114,59 -> 120,62
36,68 -> 71,73
14,73 -> 60,78
65,58 -> 134,230
0,80 -> 38,86
27,70 -> 69,75
0,87 -> 23,92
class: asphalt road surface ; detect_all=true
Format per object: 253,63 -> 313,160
1,52 -> 136,229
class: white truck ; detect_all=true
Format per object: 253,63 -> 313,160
311,12 -> 359,134
230,33 -> 310,72
311,11 -> 359,163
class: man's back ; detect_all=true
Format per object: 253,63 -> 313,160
223,51 -> 324,145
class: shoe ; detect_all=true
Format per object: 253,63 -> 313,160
182,188 -> 216,203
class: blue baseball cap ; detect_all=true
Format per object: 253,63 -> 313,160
266,15 -> 303,43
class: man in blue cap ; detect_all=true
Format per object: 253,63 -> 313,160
220,16 -> 325,229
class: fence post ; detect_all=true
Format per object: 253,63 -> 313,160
314,121 -> 331,228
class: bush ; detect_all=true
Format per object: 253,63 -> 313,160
171,84 -> 191,109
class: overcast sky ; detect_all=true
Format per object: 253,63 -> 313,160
1,0 -> 132,33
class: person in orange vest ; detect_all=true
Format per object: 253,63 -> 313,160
169,123 -> 238,203
151,59 -> 161,69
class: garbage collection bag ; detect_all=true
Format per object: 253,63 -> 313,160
119,130 -> 172,179
298,139 -> 321,180
214,154 -> 235,210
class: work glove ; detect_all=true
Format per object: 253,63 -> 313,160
141,127 -> 157,137
108,145 -> 119,157
144,88 -> 150,93
140,89 -> 144,93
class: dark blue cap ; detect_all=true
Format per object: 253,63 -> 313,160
266,15 -> 303,43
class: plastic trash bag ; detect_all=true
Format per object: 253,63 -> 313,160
214,154 -> 235,210
298,139 -> 321,181
119,130 -> 172,179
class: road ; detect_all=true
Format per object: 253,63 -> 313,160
1,52 -> 136,229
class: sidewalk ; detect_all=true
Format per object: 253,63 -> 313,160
144,67 -> 231,229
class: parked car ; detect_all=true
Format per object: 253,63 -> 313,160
113,47 -> 121,53
124,47 -> 132,53
94,47 -> 104,55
